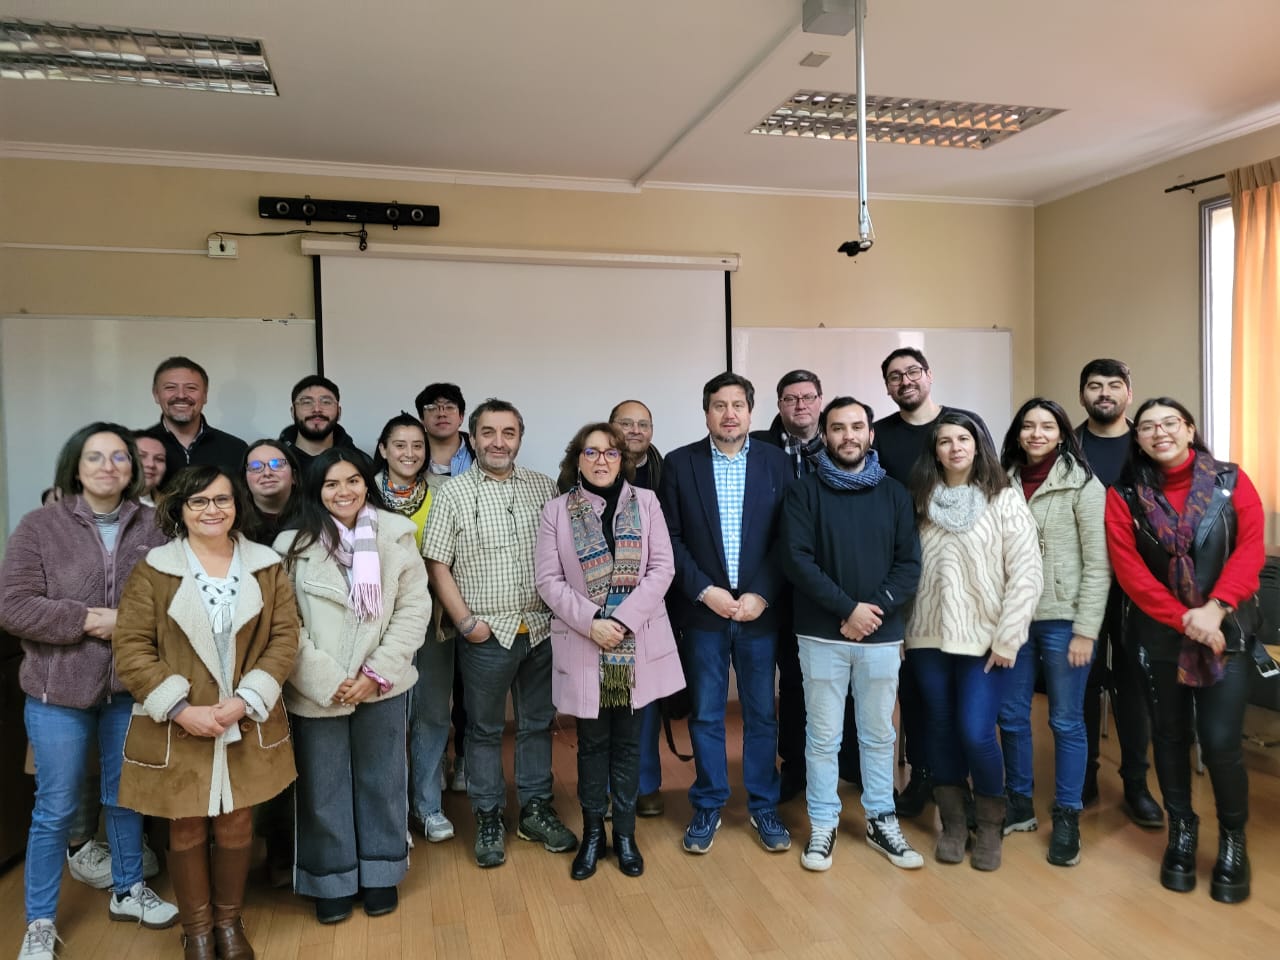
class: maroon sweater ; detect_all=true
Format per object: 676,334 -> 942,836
0,496 -> 167,708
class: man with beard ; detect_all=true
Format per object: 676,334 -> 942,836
148,356 -> 246,484
279,375 -> 363,474
780,397 -> 922,871
1074,358 -> 1162,827
422,399 -> 576,869
871,347 -> 990,820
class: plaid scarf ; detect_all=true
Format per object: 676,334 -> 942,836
333,505 -> 383,622
1134,453 -> 1223,687
568,485 -> 643,708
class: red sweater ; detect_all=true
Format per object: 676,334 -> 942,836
1104,452 -> 1265,631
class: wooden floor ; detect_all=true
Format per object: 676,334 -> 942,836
4,700 -> 1279,959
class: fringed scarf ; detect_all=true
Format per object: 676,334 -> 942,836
568,485 -> 643,708
1134,453 -> 1223,687
334,505 -> 383,622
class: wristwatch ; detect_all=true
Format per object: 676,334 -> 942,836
1211,597 -> 1234,614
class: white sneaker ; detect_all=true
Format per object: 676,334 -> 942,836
449,757 -> 468,793
800,826 -> 836,872
18,920 -> 59,960
422,811 -> 455,843
866,813 -> 924,869
107,882 -> 179,929
141,839 -> 160,880
67,840 -> 113,889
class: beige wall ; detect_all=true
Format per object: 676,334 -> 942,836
1034,125 -> 1280,418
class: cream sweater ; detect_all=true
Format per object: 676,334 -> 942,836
906,485 -> 1043,660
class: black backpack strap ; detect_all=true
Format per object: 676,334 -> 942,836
662,713 -> 693,762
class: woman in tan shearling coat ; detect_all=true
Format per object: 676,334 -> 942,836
115,466 -> 299,960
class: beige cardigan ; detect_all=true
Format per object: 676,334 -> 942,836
1011,457 -> 1111,640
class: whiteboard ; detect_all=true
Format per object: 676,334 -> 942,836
1,315 -> 317,533
732,327 -> 1013,435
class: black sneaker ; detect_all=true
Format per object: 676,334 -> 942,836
517,798 -> 578,853
1047,806 -> 1081,866
475,808 -> 506,868
1003,791 -> 1038,835
894,768 -> 933,819
866,813 -> 924,869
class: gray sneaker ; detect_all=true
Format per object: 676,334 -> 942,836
18,920 -> 59,960
517,798 -> 578,853
421,811 -> 455,843
108,882 -> 179,929
67,840 -> 112,889
474,808 -> 506,868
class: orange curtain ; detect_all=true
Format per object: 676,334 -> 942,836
1227,158 -> 1280,547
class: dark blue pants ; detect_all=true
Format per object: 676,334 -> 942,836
909,648 -> 1009,798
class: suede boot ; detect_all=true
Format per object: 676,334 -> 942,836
1209,825 -> 1249,904
970,793 -> 1006,871
167,844 -> 216,960
1160,814 -> 1198,893
613,830 -> 644,877
211,842 -> 255,960
932,785 -> 968,864
571,812 -> 606,881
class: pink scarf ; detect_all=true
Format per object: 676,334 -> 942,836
333,505 -> 383,621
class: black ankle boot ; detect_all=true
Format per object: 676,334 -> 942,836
613,832 -> 644,877
1160,814 -> 1198,892
1210,826 -> 1250,904
1123,779 -> 1164,829
571,813 -> 606,881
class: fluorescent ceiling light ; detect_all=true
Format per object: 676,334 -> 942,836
751,91 -> 1062,148
0,18 -> 277,95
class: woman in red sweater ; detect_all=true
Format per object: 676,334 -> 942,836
1104,397 -> 1265,904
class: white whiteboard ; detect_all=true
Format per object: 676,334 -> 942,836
732,327 -> 1013,435
1,315 -> 317,533
318,256 -> 728,477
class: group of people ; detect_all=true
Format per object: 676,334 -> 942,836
0,349 -> 1267,960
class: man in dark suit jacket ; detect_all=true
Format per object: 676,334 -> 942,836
659,372 -> 794,856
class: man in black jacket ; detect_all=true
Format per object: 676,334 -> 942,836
780,396 -> 923,872
279,374 -> 364,475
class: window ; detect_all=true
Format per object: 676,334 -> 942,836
1201,195 -> 1234,459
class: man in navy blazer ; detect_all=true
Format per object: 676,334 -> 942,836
659,372 -> 794,856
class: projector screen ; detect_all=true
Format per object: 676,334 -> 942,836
317,256 -> 730,477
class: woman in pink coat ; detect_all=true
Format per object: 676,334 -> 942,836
535,421 -> 684,881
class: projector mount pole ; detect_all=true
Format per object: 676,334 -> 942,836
839,0 -> 874,256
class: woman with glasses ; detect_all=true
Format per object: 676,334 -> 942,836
241,440 -> 301,545
905,410 -> 1042,872
1104,398 -> 1265,902
114,466 -> 299,960
0,423 -> 177,959
533,422 -> 683,880
277,448 -> 430,924
996,399 -> 1110,867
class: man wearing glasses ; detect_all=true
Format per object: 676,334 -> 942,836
279,375 -> 363,473
610,400 -> 663,492
149,356 -> 247,485
416,382 -> 475,482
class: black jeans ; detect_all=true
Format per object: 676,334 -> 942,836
1145,648 -> 1251,829
576,705 -> 643,834
776,630 -> 807,775
1084,584 -> 1151,783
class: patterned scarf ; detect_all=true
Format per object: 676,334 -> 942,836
378,470 -> 429,518
333,505 -> 383,622
1134,453 -> 1223,687
815,447 -> 887,491
568,485 -> 643,708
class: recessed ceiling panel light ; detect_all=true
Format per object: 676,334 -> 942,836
750,90 -> 1063,148
0,18 -> 277,95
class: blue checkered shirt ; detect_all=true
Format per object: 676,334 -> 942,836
709,436 -> 750,589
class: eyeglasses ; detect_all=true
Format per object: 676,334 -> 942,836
184,494 -> 235,511
1136,416 -> 1187,437
581,447 -> 622,462
424,402 -> 459,414
81,451 -> 132,467
779,393 -> 819,408
612,418 -> 652,431
885,365 -> 926,386
294,396 -> 337,410
246,458 -> 289,473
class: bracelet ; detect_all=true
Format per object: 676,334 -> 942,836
458,615 -> 479,637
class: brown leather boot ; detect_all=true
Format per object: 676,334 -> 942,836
211,842 -> 255,960
932,785 -> 968,864
167,843 -> 216,960
970,793 -> 1006,871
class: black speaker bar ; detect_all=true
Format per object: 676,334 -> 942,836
258,196 -> 440,228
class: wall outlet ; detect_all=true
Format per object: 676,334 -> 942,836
208,237 -> 239,258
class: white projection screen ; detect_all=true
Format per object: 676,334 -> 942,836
317,255 -> 730,476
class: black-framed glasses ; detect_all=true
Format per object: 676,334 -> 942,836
885,365 -> 926,386
185,494 -> 234,511
582,447 -> 622,462
246,458 -> 289,473
779,393 -> 820,408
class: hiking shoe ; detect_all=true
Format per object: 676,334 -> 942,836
894,768 -> 934,819
1047,806 -> 1081,867
108,882 -> 179,929
800,826 -> 836,872
683,808 -> 721,854
450,757 -> 468,793
517,798 -> 577,853
474,808 -> 506,868
1003,791 -> 1038,835
750,809 -> 792,852
866,813 -> 925,869
67,840 -> 113,889
420,811 -> 455,843
18,920 -> 59,960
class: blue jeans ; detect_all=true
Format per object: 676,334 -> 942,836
909,648 -> 1009,798
409,636 -> 456,820
637,700 -> 662,795
684,623 -> 779,813
24,695 -> 143,922
998,619 -> 1093,809
798,638 -> 900,826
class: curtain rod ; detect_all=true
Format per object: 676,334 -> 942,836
1164,173 -> 1225,194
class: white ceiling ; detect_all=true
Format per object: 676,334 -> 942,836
3,0 -> 1280,204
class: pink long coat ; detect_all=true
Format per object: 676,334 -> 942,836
534,483 -> 685,718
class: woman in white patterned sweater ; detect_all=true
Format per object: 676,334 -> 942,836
905,410 -> 1042,872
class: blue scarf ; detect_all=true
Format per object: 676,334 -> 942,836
815,447 -> 886,491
